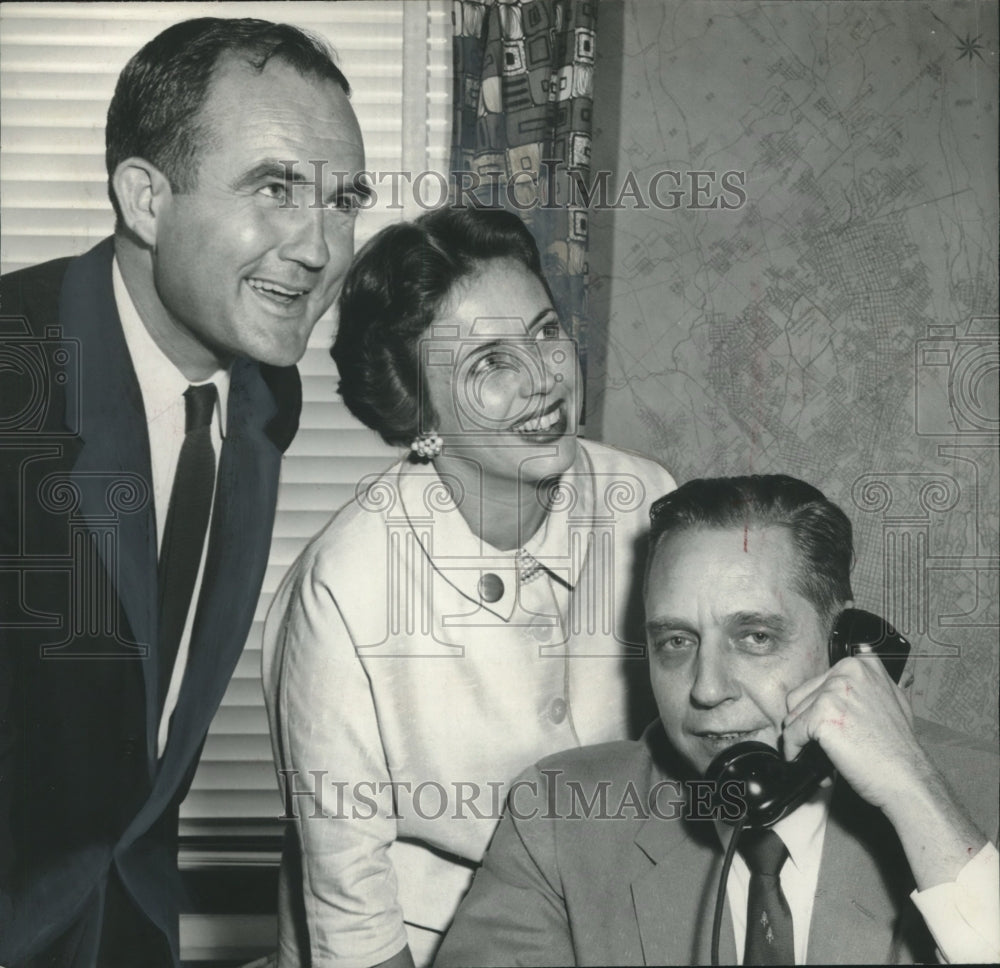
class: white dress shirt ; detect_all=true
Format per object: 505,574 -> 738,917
716,786 -> 832,964
113,258 -> 229,756
912,841 -> 1000,964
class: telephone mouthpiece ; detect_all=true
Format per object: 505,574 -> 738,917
704,740 -> 832,828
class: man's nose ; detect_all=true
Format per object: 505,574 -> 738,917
278,207 -> 331,270
689,640 -> 739,708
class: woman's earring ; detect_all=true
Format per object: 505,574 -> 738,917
410,432 -> 443,460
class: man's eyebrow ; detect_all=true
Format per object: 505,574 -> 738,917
727,611 -> 792,633
329,174 -> 373,204
231,162 -> 373,202
645,616 -> 696,634
231,161 -> 307,192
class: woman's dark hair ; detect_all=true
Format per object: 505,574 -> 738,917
332,206 -> 547,447
647,475 -> 855,627
106,18 -> 350,220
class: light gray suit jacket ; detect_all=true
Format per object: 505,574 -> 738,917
436,720 -> 999,966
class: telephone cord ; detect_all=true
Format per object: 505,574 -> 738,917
711,813 -> 748,967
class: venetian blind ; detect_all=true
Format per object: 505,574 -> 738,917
0,0 -> 453,825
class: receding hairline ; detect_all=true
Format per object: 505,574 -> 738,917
647,519 -> 802,570
173,49 -> 360,185
197,48 -> 355,120
644,520 -> 841,621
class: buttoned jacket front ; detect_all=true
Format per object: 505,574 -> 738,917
263,439 -> 676,966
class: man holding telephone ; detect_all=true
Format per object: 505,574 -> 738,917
436,475 -> 999,965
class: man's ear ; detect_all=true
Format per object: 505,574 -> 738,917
112,158 -> 173,246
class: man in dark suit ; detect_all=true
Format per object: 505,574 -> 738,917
436,476 -> 1000,965
0,17 -> 366,967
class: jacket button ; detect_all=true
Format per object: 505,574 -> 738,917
549,698 -> 567,724
121,737 -> 138,758
478,573 -> 505,603
530,619 -> 554,643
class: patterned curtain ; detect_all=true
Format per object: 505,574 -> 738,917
451,0 -> 597,373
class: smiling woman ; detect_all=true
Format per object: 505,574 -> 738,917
261,207 -> 678,967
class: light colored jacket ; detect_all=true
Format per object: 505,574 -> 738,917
436,721 -> 1000,966
262,439 -> 675,966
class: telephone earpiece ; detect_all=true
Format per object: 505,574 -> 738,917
704,607 -> 911,827
827,607 -> 909,681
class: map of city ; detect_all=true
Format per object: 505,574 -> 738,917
588,1 -> 998,739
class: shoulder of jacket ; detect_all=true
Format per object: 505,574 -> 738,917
292,463 -> 405,576
914,716 -> 1000,835
533,737 -> 654,789
1,255 -> 75,332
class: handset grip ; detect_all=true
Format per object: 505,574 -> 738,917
705,608 -> 911,827
829,607 -> 910,682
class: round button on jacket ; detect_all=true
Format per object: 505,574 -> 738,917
530,619 -> 554,643
478,573 -> 505,603
549,697 -> 567,724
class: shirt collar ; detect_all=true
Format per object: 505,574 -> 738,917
772,782 -> 833,872
714,782 -> 833,874
394,443 -> 596,620
113,256 -> 229,436
522,442 -> 594,589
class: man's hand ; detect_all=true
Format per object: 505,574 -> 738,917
782,653 -> 923,811
782,655 -> 987,890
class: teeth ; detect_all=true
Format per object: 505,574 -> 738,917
248,278 -> 305,298
514,407 -> 561,433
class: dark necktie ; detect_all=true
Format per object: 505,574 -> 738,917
739,827 -> 795,965
157,383 -> 217,715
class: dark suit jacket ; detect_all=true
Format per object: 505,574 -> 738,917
0,239 -> 301,966
435,721 -> 1000,966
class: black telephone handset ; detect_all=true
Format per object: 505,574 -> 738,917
704,607 -> 911,828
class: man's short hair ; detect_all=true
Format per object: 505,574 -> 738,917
105,17 -> 350,220
332,206 -> 548,447
647,475 -> 854,626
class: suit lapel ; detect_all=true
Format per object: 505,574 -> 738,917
632,814 -> 738,965
59,239 -> 158,724
137,358 -> 285,818
629,779 -> 918,965
807,781 -> 917,964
